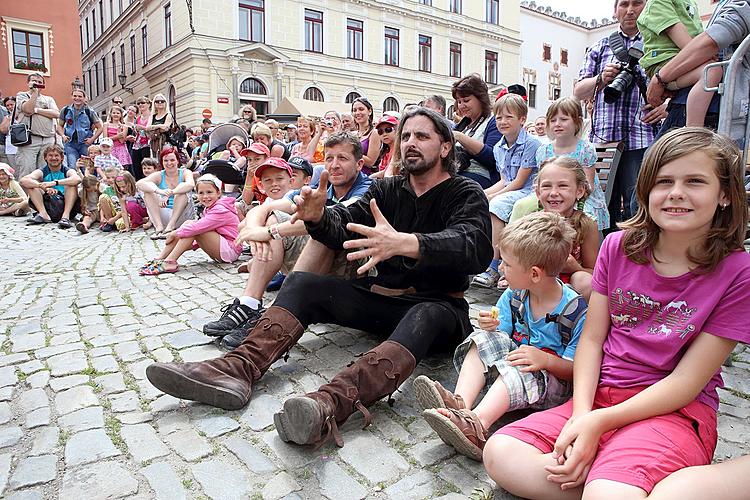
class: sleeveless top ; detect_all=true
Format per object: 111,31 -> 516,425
134,115 -> 150,148
158,169 -> 185,209
272,139 -> 291,161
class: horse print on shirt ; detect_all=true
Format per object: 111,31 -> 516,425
610,289 -> 696,338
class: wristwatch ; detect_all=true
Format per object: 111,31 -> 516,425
54,180 -> 59,186
654,70 -> 668,87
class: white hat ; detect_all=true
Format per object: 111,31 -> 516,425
196,173 -> 222,191
99,137 -> 113,147
0,163 -> 14,177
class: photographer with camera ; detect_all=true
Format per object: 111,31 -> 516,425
573,0 -> 665,228
13,73 -> 60,180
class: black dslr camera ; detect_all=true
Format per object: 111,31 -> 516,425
603,41 -> 646,104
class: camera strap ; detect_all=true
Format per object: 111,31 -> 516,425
608,31 -> 630,64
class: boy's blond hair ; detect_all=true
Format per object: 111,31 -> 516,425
499,211 -> 575,276
251,123 -> 273,139
492,93 -> 528,119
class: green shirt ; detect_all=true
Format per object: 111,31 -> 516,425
637,0 -> 703,74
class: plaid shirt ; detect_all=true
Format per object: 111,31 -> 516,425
578,30 -> 657,151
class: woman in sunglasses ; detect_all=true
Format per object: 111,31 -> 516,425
369,115 -> 399,179
131,97 -> 152,180
146,93 -> 174,157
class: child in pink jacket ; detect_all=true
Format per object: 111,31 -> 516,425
140,174 -> 242,275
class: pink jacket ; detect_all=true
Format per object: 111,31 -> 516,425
176,197 -> 242,252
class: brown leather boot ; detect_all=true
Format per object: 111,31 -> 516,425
146,306 -> 304,410
274,340 -> 416,447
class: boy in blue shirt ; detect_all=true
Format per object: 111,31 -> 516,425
415,211 -> 586,461
473,93 -> 541,288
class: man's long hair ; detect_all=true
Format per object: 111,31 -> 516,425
393,107 -> 457,175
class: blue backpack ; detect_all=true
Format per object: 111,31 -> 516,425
509,287 -> 587,349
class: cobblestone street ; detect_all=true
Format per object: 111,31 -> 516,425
0,218 -> 748,500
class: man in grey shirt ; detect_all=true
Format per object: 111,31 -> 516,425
646,0 -> 750,147
14,73 -> 60,179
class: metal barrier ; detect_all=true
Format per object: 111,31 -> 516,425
704,34 -> 750,164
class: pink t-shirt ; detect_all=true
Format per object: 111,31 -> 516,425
591,230 -> 750,411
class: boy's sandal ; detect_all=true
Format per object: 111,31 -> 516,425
496,278 -> 510,292
422,408 -> 488,462
472,268 -> 502,288
140,260 -> 178,276
149,230 -> 163,240
413,375 -> 466,411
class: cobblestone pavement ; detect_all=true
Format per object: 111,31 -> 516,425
0,218 -> 748,500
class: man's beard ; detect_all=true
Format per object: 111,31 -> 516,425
401,153 -> 434,175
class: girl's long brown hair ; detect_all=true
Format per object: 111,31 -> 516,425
620,127 -> 747,272
114,171 -> 137,198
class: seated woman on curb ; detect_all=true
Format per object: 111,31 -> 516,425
0,163 -> 30,217
140,174 -> 241,275
136,147 -> 196,239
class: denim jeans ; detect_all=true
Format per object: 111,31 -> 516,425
607,147 -> 646,227
64,141 -> 89,171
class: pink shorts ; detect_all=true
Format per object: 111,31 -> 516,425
496,386 -> 717,494
219,237 -> 241,263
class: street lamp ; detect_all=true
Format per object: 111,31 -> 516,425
118,73 -> 134,94
71,77 -> 83,91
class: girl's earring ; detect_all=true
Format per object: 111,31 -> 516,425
576,198 -> 585,211
721,203 -> 728,210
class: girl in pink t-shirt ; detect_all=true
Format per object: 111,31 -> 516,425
484,127 -> 750,498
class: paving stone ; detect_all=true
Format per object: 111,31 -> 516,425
151,394 -> 181,413
4,488 -> 44,500
191,459 -> 251,500
90,355 -> 119,374
384,469 -> 436,499
141,462 -> 187,500
262,431 -> 322,469
55,385 -> 99,415
11,333 -> 46,353
25,406 -> 51,428
0,367 -> 18,388
164,329 -> 213,349
717,415 -> 750,444
34,342 -> 84,359
64,429 -> 121,467
151,348 -> 174,363
137,379 -> 163,401
223,436 -> 278,474
0,426 -> 23,448
261,471 -> 301,500
8,455 -> 57,489
95,373 -> 126,394
338,432 -> 410,484
0,353 -> 30,368
316,461 -> 367,500
128,359 -> 152,380
239,393 -> 282,431
194,415 -> 240,438
141,322 -> 185,337
27,371 -> 50,389
116,412 -> 153,425
164,428 -> 211,461
49,332 -> 81,346
19,388 -> 48,413
438,462 -> 488,496
16,359 -> 45,375
410,437 -> 456,466
30,426 -> 59,456
114,341 -> 145,362
108,391 -> 140,413
179,345 -> 222,362
49,374 -> 89,392
47,350 -> 88,377
59,406 -> 105,433
60,461 -> 138,499
89,332 -> 137,347
79,305 -> 105,317
0,453 -> 11,496
0,403 -> 11,425
120,423 -> 170,463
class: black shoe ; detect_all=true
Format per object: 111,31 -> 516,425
101,223 -> 116,232
58,217 -> 73,229
219,308 -> 265,350
27,214 -> 51,225
203,299 -> 260,337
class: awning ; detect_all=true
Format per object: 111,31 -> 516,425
269,97 -> 352,122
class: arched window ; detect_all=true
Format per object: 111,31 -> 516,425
383,97 -> 399,112
345,91 -> 361,104
168,84 -> 176,121
303,86 -> 324,102
240,77 -> 267,95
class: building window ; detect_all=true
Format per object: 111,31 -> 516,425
168,84 -> 176,121
109,0 -> 114,24
304,9 -> 323,53
99,1 -> 104,34
85,17 -> 90,49
112,52 -> 117,86
94,62 -> 100,96
164,3 -> 172,47
347,19 -> 363,60
120,43 -> 125,76
450,0 -> 462,13
561,48 -> 568,66
130,35 -> 136,74
486,0 -> 499,24
345,91 -> 361,104
240,77 -> 267,94
93,7 -> 98,39
485,50 -> 498,85
87,68 -> 92,95
102,56 -> 107,89
141,26 -> 148,66
384,27 -> 399,66
543,43 -> 551,62
12,30 -> 46,71
418,35 -> 431,72
303,86 -> 324,101
528,83 -> 537,108
419,0 -> 432,4
449,42 -> 462,78
383,97 -> 399,112
239,0 -> 264,42
80,25 -> 84,53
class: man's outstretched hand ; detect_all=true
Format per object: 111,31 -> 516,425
343,198 -> 419,275
290,170 -> 329,225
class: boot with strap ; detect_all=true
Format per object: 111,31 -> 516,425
274,340 -> 416,448
146,306 -> 304,410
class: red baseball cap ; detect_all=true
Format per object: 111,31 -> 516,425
376,115 -> 399,128
254,157 -> 293,179
240,142 -> 270,157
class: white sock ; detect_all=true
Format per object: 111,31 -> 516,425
238,296 -> 261,310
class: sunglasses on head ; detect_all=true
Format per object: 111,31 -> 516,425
113,100 -> 123,104
154,100 -> 166,103
377,126 -> 394,135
